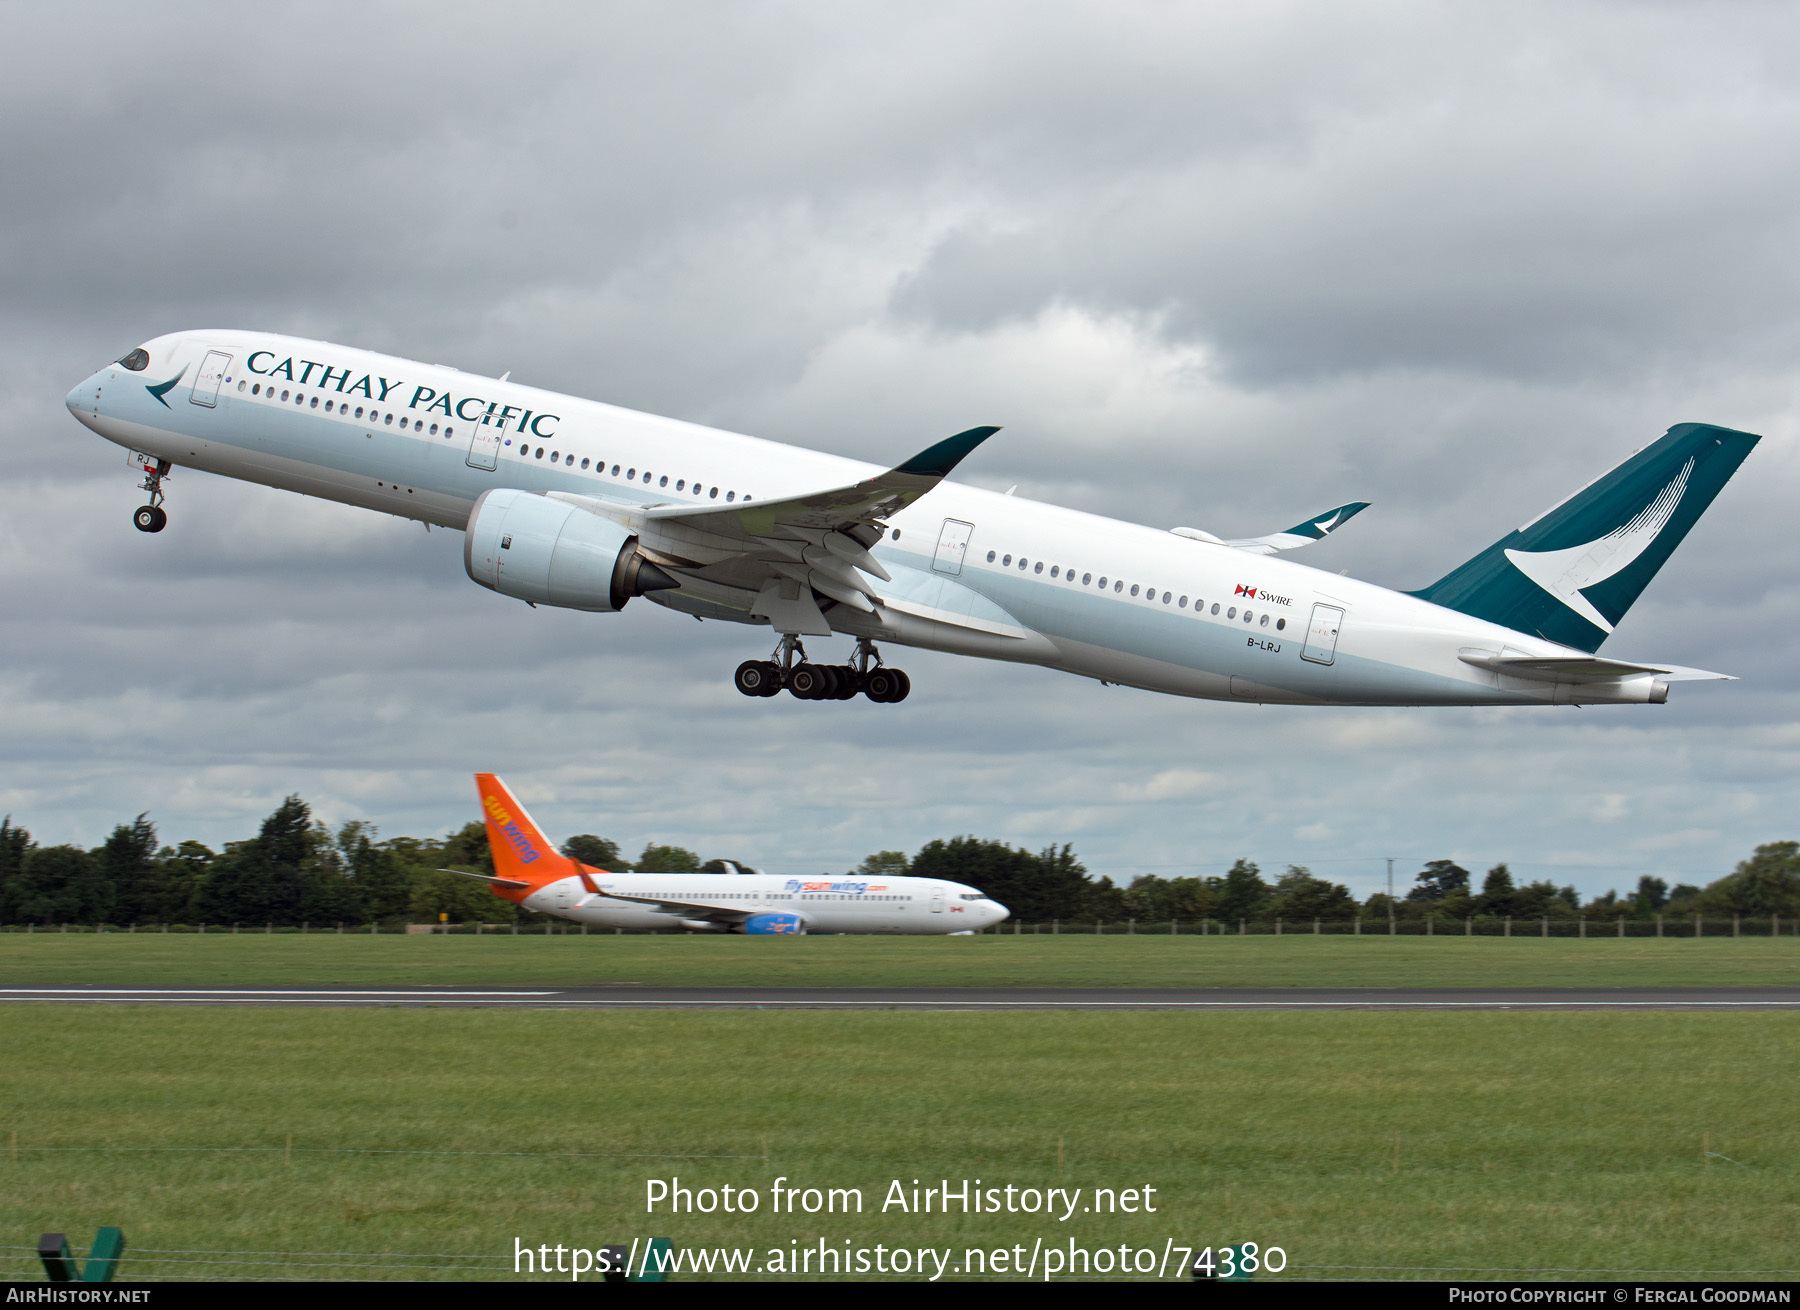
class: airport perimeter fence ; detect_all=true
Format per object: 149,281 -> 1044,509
0,915 -> 1791,938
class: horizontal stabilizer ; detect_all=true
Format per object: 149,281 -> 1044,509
1173,500 -> 1370,556
438,867 -> 531,891
1457,650 -> 1736,684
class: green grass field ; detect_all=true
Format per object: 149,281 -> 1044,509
0,931 -> 1796,988
1,1007 -> 1795,1281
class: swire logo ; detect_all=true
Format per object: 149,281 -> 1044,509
1234,583 -> 1256,597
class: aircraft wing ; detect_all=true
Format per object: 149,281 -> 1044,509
587,885 -> 758,923
1457,651 -> 1736,683
549,425 -> 1000,635
1172,500 -> 1370,555
643,424 -> 1000,543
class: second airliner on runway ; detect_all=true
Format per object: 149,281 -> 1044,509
457,774 -> 1008,935
66,330 -> 1760,706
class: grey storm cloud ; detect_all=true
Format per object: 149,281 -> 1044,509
2,1 -> 1798,900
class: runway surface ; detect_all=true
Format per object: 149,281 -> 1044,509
4,986 -> 1800,1009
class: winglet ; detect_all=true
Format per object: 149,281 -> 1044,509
1276,500 -> 1370,541
474,773 -> 578,901
1216,500 -> 1371,555
893,426 -> 1000,479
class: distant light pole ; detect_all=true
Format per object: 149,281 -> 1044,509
1387,858 -> 1396,934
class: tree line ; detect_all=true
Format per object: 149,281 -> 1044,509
1,798 -> 1796,926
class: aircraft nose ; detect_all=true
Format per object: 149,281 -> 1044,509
66,373 -> 103,429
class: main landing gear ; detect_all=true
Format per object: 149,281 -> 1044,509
735,636 -> 911,703
133,459 -> 171,533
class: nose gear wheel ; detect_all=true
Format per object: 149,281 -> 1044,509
133,458 -> 171,533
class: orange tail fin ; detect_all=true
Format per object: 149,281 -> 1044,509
474,773 -> 583,902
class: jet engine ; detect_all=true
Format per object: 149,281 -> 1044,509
738,913 -> 805,935
463,488 -> 680,611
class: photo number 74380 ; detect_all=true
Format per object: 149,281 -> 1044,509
1190,1243 -> 1287,1279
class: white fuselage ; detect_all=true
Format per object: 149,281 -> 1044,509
523,871 -> 1008,935
67,330 -> 1671,706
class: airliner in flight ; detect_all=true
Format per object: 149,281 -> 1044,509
453,773 -> 1008,934
67,331 -> 1759,707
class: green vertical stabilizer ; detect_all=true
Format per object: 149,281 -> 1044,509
1411,422 -> 1758,651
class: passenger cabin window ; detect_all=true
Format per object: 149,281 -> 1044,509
987,551 -> 996,562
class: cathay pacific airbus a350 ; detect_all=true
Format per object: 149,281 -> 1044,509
67,331 -> 1758,707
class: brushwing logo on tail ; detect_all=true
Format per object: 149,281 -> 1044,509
1502,458 -> 1693,635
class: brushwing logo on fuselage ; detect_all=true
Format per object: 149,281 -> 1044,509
1503,458 -> 1693,635
145,366 -> 188,409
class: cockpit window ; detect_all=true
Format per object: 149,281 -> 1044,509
117,348 -> 149,372
959,893 -> 985,901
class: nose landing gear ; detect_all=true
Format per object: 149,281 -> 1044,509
733,636 -> 910,703
133,459 -> 171,533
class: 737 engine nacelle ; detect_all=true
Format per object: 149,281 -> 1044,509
738,913 -> 806,935
463,488 -> 680,612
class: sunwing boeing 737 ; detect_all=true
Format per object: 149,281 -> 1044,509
457,773 -> 1008,934
66,331 -> 1760,706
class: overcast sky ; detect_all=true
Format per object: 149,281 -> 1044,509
5,2 -> 1799,899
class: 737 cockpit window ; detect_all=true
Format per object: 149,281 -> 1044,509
959,893 -> 984,901
117,348 -> 149,371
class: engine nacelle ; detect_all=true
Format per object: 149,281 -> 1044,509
463,488 -> 680,611
738,913 -> 805,935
